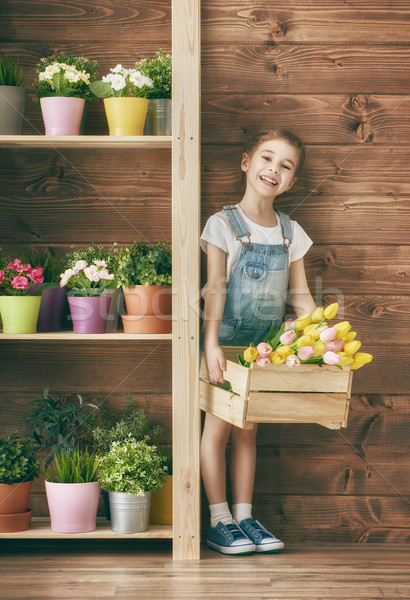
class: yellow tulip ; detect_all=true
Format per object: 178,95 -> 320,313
344,340 -> 361,355
351,352 -> 373,365
275,345 -> 294,358
344,331 -> 357,342
323,302 -> 339,320
313,342 -> 327,357
244,347 -> 258,362
334,321 -> 351,339
303,324 -> 321,340
311,307 -> 324,323
270,351 -> 286,365
349,362 -> 365,370
297,335 -> 315,348
336,351 -> 354,366
294,314 -> 312,330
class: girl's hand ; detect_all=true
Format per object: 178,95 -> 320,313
205,344 -> 227,385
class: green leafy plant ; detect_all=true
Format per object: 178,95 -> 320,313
157,444 -> 172,476
33,52 -> 99,102
89,64 -> 153,99
118,241 -> 172,287
45,448 -> 100,483
26,388 -> 99,465
98,436 -> 168,495
135,49 -> 172,99
0,430 -> 41,484
19,248 -> 68,284
0,56 -> 27,86
84,395 -> 163,455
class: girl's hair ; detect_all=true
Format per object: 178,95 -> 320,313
243,129 -> 305,174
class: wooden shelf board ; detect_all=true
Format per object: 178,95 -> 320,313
0,135 -> 172,149
0,332 -> 172,341
0,518 -> 173,539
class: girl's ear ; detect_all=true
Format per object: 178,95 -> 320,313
241,152 -> 250,172
287,176 -> 297,191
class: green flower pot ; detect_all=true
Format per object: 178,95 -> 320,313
0,296 -> 42,334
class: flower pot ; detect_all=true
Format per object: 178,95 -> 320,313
0,85 -> 27,134
143,98 -> 172,135
103,97 -> 149,136
123,285 -> 172,316
109,491 -> 151,534
40,96 -> 85,136
0,296 -> 41,334
122,314 -> 172,334
36,285 -> 67,332
68,295 -> 111,334
102,288 -> 122,333
0,509 -> 32,533
45,480 -> 101,533
149,476 -> 172,525
0,481 -> 32,515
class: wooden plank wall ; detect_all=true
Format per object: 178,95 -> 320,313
1,0 -> 410,543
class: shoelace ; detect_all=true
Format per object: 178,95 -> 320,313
226,523 -> 248,541
247,519 -> 274,538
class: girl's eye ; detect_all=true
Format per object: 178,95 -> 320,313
262,156 -> 271,161
282,164 -> 291,170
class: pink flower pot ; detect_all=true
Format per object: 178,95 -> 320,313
68,296 -> 111,334
45,480 -> 101,533
40,97 -> 85,136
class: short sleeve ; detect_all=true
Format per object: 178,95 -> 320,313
289,221 -> 313,263
200,214 -> 229,254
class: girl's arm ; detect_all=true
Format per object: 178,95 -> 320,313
203,242 -> 228,384
288,257 -> 316,317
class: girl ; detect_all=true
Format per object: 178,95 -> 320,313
200,129 -> 316,555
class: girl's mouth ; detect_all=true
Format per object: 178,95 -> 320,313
260,175 -> 278,186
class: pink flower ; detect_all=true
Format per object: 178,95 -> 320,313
98,268 -> 115,281
256,342 -> 272,357
11,275 -> 29,290
7,259 -> 21,269
16,263 -> 31,273
93,259 -> 107,267
284,319 -> 295,331
297,345 -> 315,361
0,270 -> 4,283
280,329 -> 296,345
256,355 -> 271,367
60,268 -> 75,287
325,338 -> 345,352
84,265 -> 101,282
323,351 -> 341,365
319,326 -> 338,343
29,267 -> 44,283
73,260 -> 87,274
286,355 -> 301,368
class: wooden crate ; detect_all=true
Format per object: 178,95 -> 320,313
200,347 -> 353,430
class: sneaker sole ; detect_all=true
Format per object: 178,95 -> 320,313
206,539 -> 255,555
254,541 -> 284,553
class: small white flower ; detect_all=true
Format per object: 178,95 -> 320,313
98,268 -> 115,280
93,259 -> 107,267
79,71 -> 90,84
129,71 -> 153,89
110,64 -> 124,74
60,268 -> 75,287
64,70 -> 80,83
73,260 -> 87,275
102,73 -> 115,83
84,265 -> 101,282
110,74 -> 126,91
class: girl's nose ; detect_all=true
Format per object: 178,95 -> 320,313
269,166 -> 279,174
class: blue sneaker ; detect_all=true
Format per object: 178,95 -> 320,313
237,518 -> 284,553
207,521 -> 256,555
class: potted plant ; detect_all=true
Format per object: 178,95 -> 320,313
59,257 -> 117,334
64,243 -> 121,332
0,430 -> 41,532
89,64 -> 154,136
20,248 -> 68,332
33,51 -> 99,135
136,49 -> 172,136
44,448 -> 101,533
0,257 -> 55,333
98,436 -> 168,533
0,55 -> 28,134
118,241 -> 172,334
149,444 -> 173,525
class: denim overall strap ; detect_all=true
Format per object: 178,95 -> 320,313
223,205 -> 251,249
275,209 -> 293,253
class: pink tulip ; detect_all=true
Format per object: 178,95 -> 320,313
256,342 -> 272,357
319,326 -> 338,343
29,267 -> 44,283
325,339 -> 345,352
280,329 -> 296,345
11,275 -> 29,290
286,355 -> 301,368
323,351 -> 341,365
297,345 -> 315,361
284,319 -> 295,331
256,355 -> 271,367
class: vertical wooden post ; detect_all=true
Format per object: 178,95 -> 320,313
172,0 -> 201,560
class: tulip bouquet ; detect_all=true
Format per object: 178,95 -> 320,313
239,303 -> 373,371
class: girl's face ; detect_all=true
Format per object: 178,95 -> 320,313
241,138 -> 299,198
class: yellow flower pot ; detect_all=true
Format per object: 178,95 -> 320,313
149,475 -> 172,525
0,296 -> 41,334
103,97 -> 149,136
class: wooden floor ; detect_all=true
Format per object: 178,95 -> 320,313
1,541 -> 409,599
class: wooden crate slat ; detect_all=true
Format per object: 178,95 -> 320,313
249,363 -> 351,393
199,381 -> 252,430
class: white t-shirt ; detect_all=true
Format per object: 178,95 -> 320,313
200,205 -> 313,278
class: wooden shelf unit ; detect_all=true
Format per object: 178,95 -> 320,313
0,0 -> 201,559
0,332 -> 172,341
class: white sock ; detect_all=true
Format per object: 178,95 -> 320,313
232,503 -> 252,523
209,502 -> 234,528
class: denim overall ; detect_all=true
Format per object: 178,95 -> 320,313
215,205 -> 293,347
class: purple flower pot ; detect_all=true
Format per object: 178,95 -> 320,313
68,296 -> 111,334
37,286 -> 67,332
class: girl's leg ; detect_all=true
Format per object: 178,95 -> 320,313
200,412 -> 232,505
229,424 -> 258,504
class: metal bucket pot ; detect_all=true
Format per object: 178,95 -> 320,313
109,491 -> 151,533
144,99 -> 172,135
